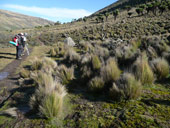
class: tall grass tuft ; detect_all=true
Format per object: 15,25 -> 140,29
100,58 -> 121,82
109,73 -> 142,101
30,71 -> 67,119
132,53 -> 154,85
31,57 -> 43,71
64,48 -> 80,63
151,58 -> 169,80
91,55 -> 101,70
49,48 -> 56,57
55,65 -> 74,85
88,76 -> 105,92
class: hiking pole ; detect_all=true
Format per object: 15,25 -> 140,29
25,44 -> 29,55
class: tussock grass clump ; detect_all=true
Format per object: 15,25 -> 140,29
151,58 -> 169,80
30,57 -> 57,74
31,71 -> 53,86
132,53 -> 154,85
91,55 -> 101,70
88,76 -> 105,92
100,58 -> 121,82
81,65 -> 92,79
93,45 -> 109,59
31,57 -> 43,71
42,57 -> 57,72
55,65 -> 74,84
64,48 -> 80,63
109,73 -> 142,101
20,68 -> 30,78
30,71 -> 67,119
79,40 -> 94,52
49,48 -> 56,57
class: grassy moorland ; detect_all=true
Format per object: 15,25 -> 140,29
0,0 -> 170,127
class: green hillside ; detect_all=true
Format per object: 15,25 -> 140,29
0,9 -> 53,31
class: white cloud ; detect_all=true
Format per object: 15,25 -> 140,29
3,4 -> 92,20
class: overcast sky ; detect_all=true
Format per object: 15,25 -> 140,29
0,0 -> 117,22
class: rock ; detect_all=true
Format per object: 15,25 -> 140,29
64,37 -> 75,46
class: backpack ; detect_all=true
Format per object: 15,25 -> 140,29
13,35 -> 18,42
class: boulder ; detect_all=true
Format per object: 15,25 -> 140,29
64,37 -> 75,46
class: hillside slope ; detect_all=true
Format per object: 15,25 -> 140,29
92,0 -> 148,16
0,9 -> 53,31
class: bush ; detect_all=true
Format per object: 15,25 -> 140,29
30,72 -> 67,119
88,76 -> 105,93
132,53 -> 154,85
91,55 -> 101,70
109,73 -> 142,101
100,58 -> 121,82
151,58 -> 169,80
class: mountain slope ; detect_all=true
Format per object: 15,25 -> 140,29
0,9 -> 54,31
92,0 -> 148,16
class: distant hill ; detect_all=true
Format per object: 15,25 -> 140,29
92,0 -> 148,16
0,9 -> 54,31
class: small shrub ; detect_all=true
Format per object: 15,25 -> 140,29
91,55 -> 101,70
88,76 -> 105,92
132,53 -> 154,85
151,58 -> 169,80
109,73 -> 142,101
100,58 -> 121,82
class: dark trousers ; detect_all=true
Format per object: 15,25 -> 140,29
16,45 -> 23,59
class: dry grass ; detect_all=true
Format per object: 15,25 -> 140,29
0,47 -> 16,70
88,76 -> 105,92
20,68 -> 30,78
64,47 -> 81,63
109,73 -> 142,101
91,55 -> 101,70
49,48 -> 56,57
55,65 -> 75,85
20,46 -> 51,69
100,58 -> 121,82
151,58 -> 169,80
30,71 -> 67,118
132,53 -> 154,85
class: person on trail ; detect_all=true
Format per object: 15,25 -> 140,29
21,33 -> 27,56
16,33 -> 24,60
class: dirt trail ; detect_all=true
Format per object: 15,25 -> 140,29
0,49 -> 32,106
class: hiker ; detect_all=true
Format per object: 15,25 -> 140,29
21,33 -> 27,56
16,33 -> 24,59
